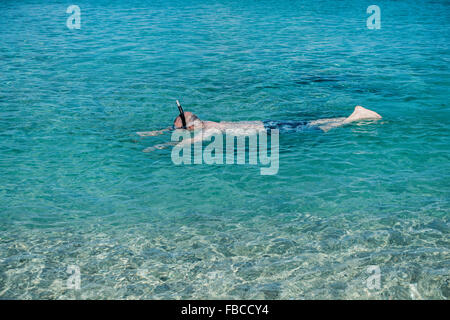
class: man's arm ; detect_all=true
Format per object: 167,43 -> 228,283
143,141 -> 177,153
142,130 -> 213,152
174,130 -> 213,147
142,128 -> 221,153
137,127 -> 172,137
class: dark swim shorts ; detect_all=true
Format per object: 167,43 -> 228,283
263,120 -> 321,133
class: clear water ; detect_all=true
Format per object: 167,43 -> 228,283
0,0 -> 449,299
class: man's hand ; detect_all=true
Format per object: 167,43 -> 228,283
137,127 -> 172,137
142,142 -> 177,153
137,130 -> 164,137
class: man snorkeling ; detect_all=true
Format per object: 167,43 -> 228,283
137,100 -> 382,152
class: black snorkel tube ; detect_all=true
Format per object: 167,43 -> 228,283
176,100 -> 187,129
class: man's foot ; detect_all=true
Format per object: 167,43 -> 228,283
343,106 -> 382,124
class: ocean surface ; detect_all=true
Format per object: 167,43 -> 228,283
0,0 -> 449,299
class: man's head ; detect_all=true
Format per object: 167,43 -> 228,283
173,111 -> 202,130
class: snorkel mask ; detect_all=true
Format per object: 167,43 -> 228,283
176,100 -> 187,129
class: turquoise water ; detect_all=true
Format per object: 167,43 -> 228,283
0,0 -> 449,299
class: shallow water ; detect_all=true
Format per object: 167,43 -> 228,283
0,0 -> 449,299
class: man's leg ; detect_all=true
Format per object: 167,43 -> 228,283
342,106 -> 382,124
310,106 -> 382,132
